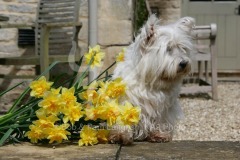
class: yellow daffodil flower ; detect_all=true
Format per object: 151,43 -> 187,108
50,87 -> 62,95
97,129 -> 109,144
38,92 -> 65,115
46,124 -> 70,143
25,125 -> 46,143
116,48 -> 126,62
33,114 -> 59,129
78,125 -> 98,146
84,106 -> 99,121
62,103 -> 84,125
29,76 -> 53,98
105,78 -> 126,99
85,45 -> 105,68
119,102 -> 141,126
98,101 -> 120,126
61,87 -> 77,106
79,81 -> 99,104
79,89 -> 99,104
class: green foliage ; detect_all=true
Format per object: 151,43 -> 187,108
134,0 -> 149,33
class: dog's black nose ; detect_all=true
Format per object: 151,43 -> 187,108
179,60 -> 188,69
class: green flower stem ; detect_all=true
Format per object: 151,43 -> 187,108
88,61 -> 116,85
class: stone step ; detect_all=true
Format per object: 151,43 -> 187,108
0,141 -> 239,160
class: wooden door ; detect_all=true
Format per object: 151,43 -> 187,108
182,0 -> 240,72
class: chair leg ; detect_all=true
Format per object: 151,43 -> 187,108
205,61 -> 208,83
40,24 -> 50,79
198,61 -> 203,85
210,39 -> 218,100
35,65 -> 41,75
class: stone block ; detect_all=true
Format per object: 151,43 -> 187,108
98,19 -> 133,46
101,46 -> 125,74
119,141 -> 240,159
3,0 -> 16,2
171,1 -> 180,8
0,42 -> 20,53
18,0 -> 38,3
8,4 -> 36,13
0,4 -> 7,11
0,29 -> 17,41
79,0 -> 88,17
99,0 -> 133,20
7,14 -> 35,23
0,142 -> 120,159
79,41 -> 88,55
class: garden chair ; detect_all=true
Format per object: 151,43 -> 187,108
0,0 -> 82,79
181,24 -> 218,100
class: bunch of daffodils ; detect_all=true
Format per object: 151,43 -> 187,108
0,45 -> 140,146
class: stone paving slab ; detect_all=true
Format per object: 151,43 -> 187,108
0,141 -> 239,160
119,141 -> 240,160
0,142 -> 120,160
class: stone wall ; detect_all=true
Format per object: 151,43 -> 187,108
0,0 -> 37,56
0,0 -> 133,77
148,0 -> 181,24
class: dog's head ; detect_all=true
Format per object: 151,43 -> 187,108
133,15 -> 195,84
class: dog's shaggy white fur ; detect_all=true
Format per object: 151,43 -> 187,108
109,15 -> 195,144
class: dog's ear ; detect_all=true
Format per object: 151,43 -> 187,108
176,17 -> 195,34
139,14 -> 160,46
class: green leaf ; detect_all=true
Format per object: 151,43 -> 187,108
35,61 -> 59,80
52,73 -> 69,87
10,135 -> 21,144
6,88 -> 30,114
1,101 -> 39,126
68,55 -> 84,87
74,68 -> 89,89
0,128 -> 14,146
0,82 -> 24,97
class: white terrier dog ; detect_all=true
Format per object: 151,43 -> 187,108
109,15 -> 195,145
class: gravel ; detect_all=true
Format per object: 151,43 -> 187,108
174,82 -> 240,141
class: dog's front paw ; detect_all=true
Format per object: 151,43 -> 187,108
109,129 -> 133,145
147,132 -> 172,143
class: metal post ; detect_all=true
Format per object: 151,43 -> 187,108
88,0 -> 98,83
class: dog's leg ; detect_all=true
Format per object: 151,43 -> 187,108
146,131 -> 172,143
108,125 -> 134,145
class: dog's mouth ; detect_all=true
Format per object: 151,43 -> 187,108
159,65 -> 191,81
